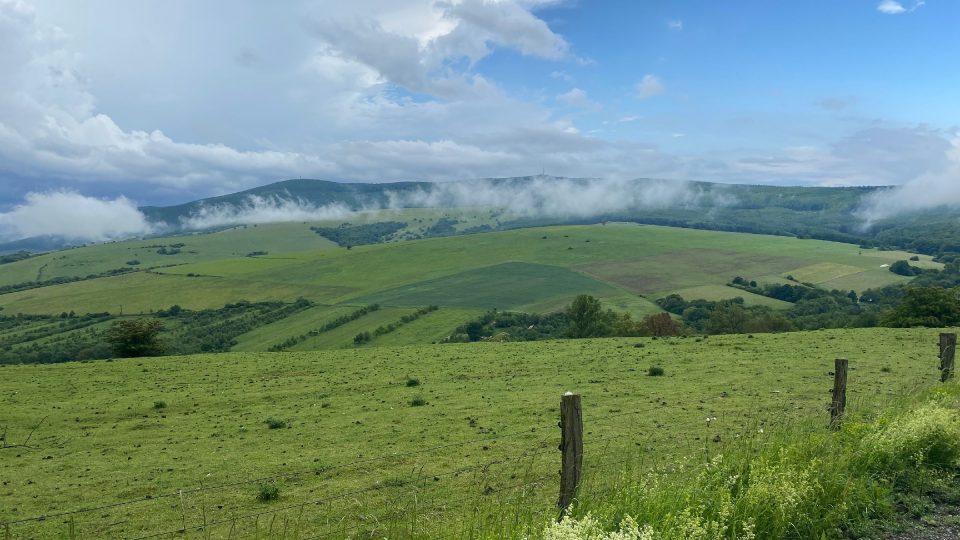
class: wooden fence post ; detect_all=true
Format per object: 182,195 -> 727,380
558,391 -> 583,516
830,358 -> 848,430
940,333 -> 956,383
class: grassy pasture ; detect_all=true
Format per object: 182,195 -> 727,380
359,307 -> 482,347
358,262 -> 616,310
0,272 -> 348,315
0,222 -> 340,289
284,306 -> 416,350
784,262 -> 868,284
0,222 -> 939,353
0,327 -> 946,538
820,267 -> 913,292
0,208 -> 509,290
668,284 -> 794,309
576,248 -> 806,296
230,305 -> 360,352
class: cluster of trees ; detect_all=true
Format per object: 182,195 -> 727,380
153,243 -> 185,255
0,251 -> 32,265
881,288 -> 960,328
311,222 -> 406,247
443,278 -> 960,345
423,217 -> 460,237
444,311 -> 570,342
354,305 -> 439,345
889,260 -> 923,277
0,312 -> 114,364
0,299 -> 315,364
268,304 -> 380,351
657,296 -> 797,334
444,295 -> 682,343
163,299 -> 313,355
565,295 -> 679,337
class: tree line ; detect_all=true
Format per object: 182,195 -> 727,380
267,304 -> 381,351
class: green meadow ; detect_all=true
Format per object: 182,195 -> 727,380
0,327 -> 948,538
0,221 -> 937,353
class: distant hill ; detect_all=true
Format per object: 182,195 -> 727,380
138,179 -> 431,224
9,176 -> 958,258
0,235 -> 79,255
137,177 -> 957,257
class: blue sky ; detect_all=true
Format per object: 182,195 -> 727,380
0,0 -> 957,222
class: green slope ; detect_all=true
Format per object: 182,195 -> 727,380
0,327 -> 947,538
0,222 -> 939,352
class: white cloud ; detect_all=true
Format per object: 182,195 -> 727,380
877,1 -> 906,14
556,88 -> 601,111
0,0 -> 590,201
857,133 -> 960,223
637,74 -> 665,99
388,176 -> 715,219
877,0 -> 924,14
550,70 -> 573,83
668,19 -> 683,31
179,195 -> 354,230
440,0 -> 569,60
0,191 -> 154,241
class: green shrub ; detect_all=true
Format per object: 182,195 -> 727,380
265,417 -> 287,429
647,366 -> 665,377
257,482 -> 279,501
152,400 -> 167,409
406,377 -> 421,387
409,396 -> 427,407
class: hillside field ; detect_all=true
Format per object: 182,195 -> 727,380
0,327 -> 948,538
0,220 -> 938,353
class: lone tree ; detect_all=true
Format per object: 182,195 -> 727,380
105,319 -> 164,358
565,294 -> 613,338
643,312 -> 682,337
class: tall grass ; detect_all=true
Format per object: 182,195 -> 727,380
537,385 -> 960,540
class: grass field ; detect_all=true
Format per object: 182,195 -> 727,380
0,221 -> 939,352
0,209 -> 507,290
668,284 -> 794,309
0,326 -> 948,538
358,261 -> 617,309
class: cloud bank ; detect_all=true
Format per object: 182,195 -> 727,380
0,191 -> 154,242
389,176 -> 712,218
857,133 -> 960,223
0,176 -> 726,244
178,196 -> 355,230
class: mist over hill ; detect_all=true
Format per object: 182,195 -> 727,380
136,176 -> 958,257
2,176 -> 959,257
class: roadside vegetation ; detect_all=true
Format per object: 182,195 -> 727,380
543,386 -> 960,540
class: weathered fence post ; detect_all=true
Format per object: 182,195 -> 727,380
558,391 -> 583,516
940,333 -> 956,382
829,358 -> 848,430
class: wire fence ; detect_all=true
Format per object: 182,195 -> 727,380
1,356 -> 943,540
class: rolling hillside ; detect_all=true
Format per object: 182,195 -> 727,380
130,176 -> 958,257
0,220 -> 938,357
